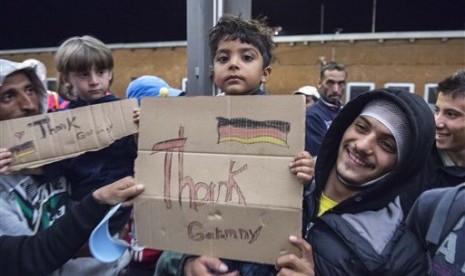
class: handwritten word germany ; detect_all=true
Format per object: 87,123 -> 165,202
188,221 -> 262,244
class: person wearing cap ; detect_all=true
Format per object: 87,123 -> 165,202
0,58 -> 133,275
126,75 -> 185,104
22,58 -> 68,112
293,85 -> 320,109
305,62 -> 347,156
275,88 -> 433,275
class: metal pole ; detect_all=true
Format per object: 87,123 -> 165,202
320,2 -> 325,34
371,0 -> 377,33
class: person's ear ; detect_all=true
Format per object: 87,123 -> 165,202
59,73 -> 69,85
210,68 -> 215,81
261,66 -> 272,83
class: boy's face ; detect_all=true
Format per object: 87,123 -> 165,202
63,66 -> 112,102
0,71 -> 40,121
212,39 -> 271,95
335,115 -> 397,185
434,92 -> 465,153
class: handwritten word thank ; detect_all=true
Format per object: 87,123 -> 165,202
28,116 -> 80,138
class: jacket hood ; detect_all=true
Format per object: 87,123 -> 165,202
315,89 -> 435,213
0,59 -> 48,114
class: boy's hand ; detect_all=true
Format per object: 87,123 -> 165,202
184,256 -> 239,276
0,148 -> 13,174
133,108 -> 141,126
289,151 -> 315,184
92,176 -> 144,206
276,236 -> 315,276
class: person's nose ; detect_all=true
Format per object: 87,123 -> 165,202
228,55 -> 240,69
333,82 -> 343,92
356,134 -> 375,154
18,92 -> 35,111
435,113 -> 445,128
89,72 -> 99,85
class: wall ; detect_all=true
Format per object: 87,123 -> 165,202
2,38 -> 463,99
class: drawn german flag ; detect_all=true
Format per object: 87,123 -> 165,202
216,117 -> 290,146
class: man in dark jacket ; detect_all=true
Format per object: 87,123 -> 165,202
276,88 -> 434,275
407,183 -> 465,276
305,61 -> 346,156
401,69 -> 465,213
406,183 -> 465,275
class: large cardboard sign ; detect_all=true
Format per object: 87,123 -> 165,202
0,99 -> 138,171
134,96 -> 305,264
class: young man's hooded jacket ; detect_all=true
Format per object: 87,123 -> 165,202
304,89 -> 435,275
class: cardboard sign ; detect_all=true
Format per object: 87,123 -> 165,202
0,99 -> 138,171
134,95 -> 305,265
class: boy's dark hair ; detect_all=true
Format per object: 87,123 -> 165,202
209,14 -> 275,68
320,61 -> 347,80
437,69 -> 465,98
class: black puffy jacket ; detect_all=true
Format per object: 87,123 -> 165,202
303,89 -> 434,275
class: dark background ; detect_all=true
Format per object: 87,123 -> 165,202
1,0 -> 464,50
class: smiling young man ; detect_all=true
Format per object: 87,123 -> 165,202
276,88 -> 435,275
435,69 -> 465,167
401,70 -> 465,213
403,70 -> 465,276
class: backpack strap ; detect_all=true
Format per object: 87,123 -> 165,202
426,183 -> 465,249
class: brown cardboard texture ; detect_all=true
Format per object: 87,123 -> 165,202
0,99 -> 138,171
134,95 -> 305,264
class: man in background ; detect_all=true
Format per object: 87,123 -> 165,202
305,61 -> 347,156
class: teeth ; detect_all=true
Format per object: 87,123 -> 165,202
348,150 -> 370,168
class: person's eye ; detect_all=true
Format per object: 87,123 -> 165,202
26,86 -> 36,95
354,121 -> 368,133
446,111 -> 458,119
216,55 -> 229,64
326,80 -> 335,86
1,92 -> 13,102
242,54 -> 254,62
380,139 -> 396,154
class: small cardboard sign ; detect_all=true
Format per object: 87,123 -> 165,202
134,95 -> 305,265
0,99 -> 138,171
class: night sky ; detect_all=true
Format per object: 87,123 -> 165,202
1,0 -> 464,50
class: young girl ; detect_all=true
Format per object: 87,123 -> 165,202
42,35 -> 137,247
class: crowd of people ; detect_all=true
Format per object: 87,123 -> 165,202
0,13 -> 464,276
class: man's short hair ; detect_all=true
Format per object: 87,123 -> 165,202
437,69 -> 465,98
320,61 -> 347,80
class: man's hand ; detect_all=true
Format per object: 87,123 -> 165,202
276,236 -> 315,276
92,176 -> 144,206
184,256 -> 239,276
289,151 -> 315,184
